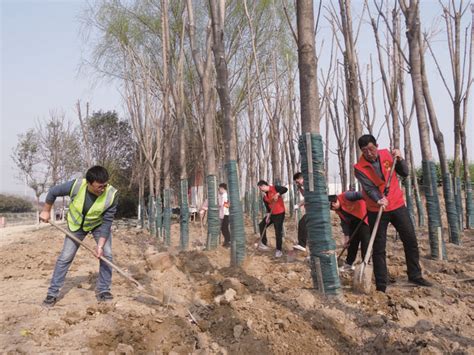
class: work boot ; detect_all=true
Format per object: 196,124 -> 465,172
42,295 -> 57,307
97,291 -> 114,302
408,277 -> 432,287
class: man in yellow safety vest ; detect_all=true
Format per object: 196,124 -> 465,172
40,166 -> 118,306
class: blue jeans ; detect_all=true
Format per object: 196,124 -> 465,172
47,228 -> 113,297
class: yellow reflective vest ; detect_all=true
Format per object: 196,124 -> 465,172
67,179 -> 117,232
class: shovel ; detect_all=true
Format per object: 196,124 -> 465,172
48,220 -> 145,291
353,158 -> 397,294
247,201 -> 277,259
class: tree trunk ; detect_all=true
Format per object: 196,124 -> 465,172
339,0 -> 362,165
161,0 -> 172,246
297,0 -> 341,296
176,15 -> 189,250
400,0 -> 446,259
209,0 -> 246,266
461,4 -> 473,228
399,66 -> 417,226
419,28 -> 461,244
186,0 -> 220,249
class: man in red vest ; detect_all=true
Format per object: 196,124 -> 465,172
329,191 -> 370,272
355,134 -> 432,292
257,180 -> 288,258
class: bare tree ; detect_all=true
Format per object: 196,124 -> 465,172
427,1 -> 473,229
209,0 -> 246,266
186,0 -> 220,249
297,0 -> 341,295
76,100 -> 93,168
11,129 -> 50,219
400,0 -> 446,259
338,0 -> 363,187
170,7 -> 189,249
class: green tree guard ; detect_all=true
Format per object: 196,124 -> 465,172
423,161 -> 447,259
206,175 -> 220,250
443,173 -> 460,244
163,188 -> 172,246
226,161 -> 246,266
299,133 -> 341,296
179,179 -> 189,250
155,194 -> 162,239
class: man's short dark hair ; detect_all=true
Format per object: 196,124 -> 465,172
257,180 -> 268,187
358,134 -> 377,149
328,195 -> 338,203
86,166 -> 109,184
219,183 -> 227,190
293,172 -> 303,181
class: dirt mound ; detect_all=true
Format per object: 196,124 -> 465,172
0,221 -> 473,353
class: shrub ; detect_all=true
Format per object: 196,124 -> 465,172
0,194 -> 34,213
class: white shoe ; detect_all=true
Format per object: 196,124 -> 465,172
293,244 -> 306,252
258,242 -> 270,251
339,263 -> 355,272
275,250 -> 283,258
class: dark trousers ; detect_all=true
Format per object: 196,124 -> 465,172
259,213 -> 285,251
346,223 -> 370,265
221,215 -> 231,245
297,214 -> 307,247
368,205 -> 422,290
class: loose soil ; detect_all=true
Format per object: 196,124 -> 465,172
1,216 -> 473,354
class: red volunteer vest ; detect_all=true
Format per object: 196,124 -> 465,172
354,149 -> 405,212
263,185 -> 285,215
336,193 -> 368,225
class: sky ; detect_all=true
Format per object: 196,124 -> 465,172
1,0 -> 124,196
1,0 -> 473,198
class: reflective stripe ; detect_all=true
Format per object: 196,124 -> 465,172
68,208 -> 82,225
70,178 -> 83,198
104,186 -> 117,210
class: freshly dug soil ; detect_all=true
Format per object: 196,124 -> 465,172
1,216 -> 473,354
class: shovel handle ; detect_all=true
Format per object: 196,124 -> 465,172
48,220 -> 144,290
362,206 -> 384,265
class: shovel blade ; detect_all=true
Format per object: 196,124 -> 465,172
353,262 -> 373,294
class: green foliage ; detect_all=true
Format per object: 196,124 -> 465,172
416,160 -> 474,186
87,110 -> 135,171
11,129 -> 49,198
11,129 -> 40,178
84,110 -> 137,218
0,194 -> 34,213
110,163 -> 139,219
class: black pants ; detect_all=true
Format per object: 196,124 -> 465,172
368,205 -> 422,291
297,214 -> 307,247
259,213 -> 285,251
221,215 -> 231,246
346,223 -> 370,265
